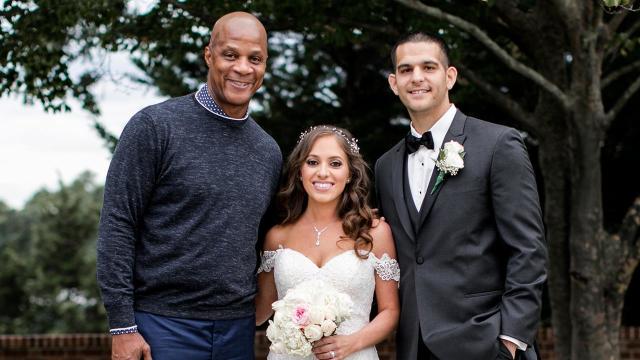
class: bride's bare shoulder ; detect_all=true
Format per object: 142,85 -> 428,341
370,218 -> 391,238
369,219 -> 395,258
265,224 -> 292,251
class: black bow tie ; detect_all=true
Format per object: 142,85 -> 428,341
405,131 -> 434,154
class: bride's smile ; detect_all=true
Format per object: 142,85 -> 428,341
301,135 -> 350,205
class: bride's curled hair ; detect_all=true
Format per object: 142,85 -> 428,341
278,125 -> 374,258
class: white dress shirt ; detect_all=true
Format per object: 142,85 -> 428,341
407,104 -> 528,352
407,104 -> 457,210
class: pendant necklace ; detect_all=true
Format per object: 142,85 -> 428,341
313,224 -> 329,246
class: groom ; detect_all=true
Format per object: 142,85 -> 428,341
375,32 -> 547,360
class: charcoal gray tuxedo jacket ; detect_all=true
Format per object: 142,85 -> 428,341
374,110 -> 547,360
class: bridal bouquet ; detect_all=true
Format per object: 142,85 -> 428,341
266,279 -> 353,357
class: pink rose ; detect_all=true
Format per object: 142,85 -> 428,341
292,304 -> 311,327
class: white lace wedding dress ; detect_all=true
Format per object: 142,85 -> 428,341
259,247 -> 400,360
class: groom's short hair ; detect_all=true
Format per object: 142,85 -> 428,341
390,32 -> 450,69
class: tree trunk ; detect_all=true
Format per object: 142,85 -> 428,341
536,101 -> 572,360
603,196 -> 640,359
604,272 -> 624,360
568,110 -> 609,360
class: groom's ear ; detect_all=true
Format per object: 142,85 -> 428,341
446,66 -> 457,91
388,73 -> 399,95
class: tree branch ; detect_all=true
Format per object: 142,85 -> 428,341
605,74 -> 640,126
606,20 -> 640,59
493,1 -> 530,24
456,63 -> 537,136
393,0 -> 572,109
612,197 -> 640,292
619,197 -> 640,251
607,11 -> 628,34
549,0 -> 582,32
602,59 -> 640,88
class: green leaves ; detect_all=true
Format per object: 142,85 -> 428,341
601,0 -> 636,6
0,172 -> 107,333
599,0 -> 640,11
0,0 -> 126,114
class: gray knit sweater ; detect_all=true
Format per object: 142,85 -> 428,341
97,94 -> 282,329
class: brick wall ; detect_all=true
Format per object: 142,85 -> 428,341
0,334 -> 110,360
2,328 -> 640,359
535,327 -> 640,360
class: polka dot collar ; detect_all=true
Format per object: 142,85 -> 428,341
195,84 -> 249,121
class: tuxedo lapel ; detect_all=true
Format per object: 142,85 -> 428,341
390,143 -> 416,243
417,110 -> 468,229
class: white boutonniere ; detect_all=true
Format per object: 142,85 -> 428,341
431,140 -> 465,194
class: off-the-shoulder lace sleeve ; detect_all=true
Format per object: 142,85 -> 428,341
258,250 -> 278,273
373,253 -> 400,282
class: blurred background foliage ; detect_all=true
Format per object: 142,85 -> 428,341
0,172 -> 106,333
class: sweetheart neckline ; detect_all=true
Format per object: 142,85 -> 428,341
281,248 -> 358,269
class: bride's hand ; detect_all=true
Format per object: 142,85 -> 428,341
312,334 -> 358,360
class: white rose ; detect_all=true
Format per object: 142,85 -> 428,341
445,152 -> 464,169
444,140 -> 464,154
320,319 -> 337,337
308,305 -> 326,325
303,324 -> 324,342
323,295 -> 335,306
289,340 -> 313,357
272,300 -> 285,311
269,341 -> 287,354
283,323 -> 311,355
323,307 -> 336,322
273,309 -> 287,324
266,321 -> 282,342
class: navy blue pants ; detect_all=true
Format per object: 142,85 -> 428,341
135,311 -> 255,360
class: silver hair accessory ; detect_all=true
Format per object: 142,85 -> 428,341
297,126 -> 360,154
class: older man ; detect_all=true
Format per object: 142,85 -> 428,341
97,12 -> 281,360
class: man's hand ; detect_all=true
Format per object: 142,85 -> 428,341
112,332 -> 152,360
500,339 -> 517,359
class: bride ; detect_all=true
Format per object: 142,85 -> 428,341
256,125 -> 400,360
